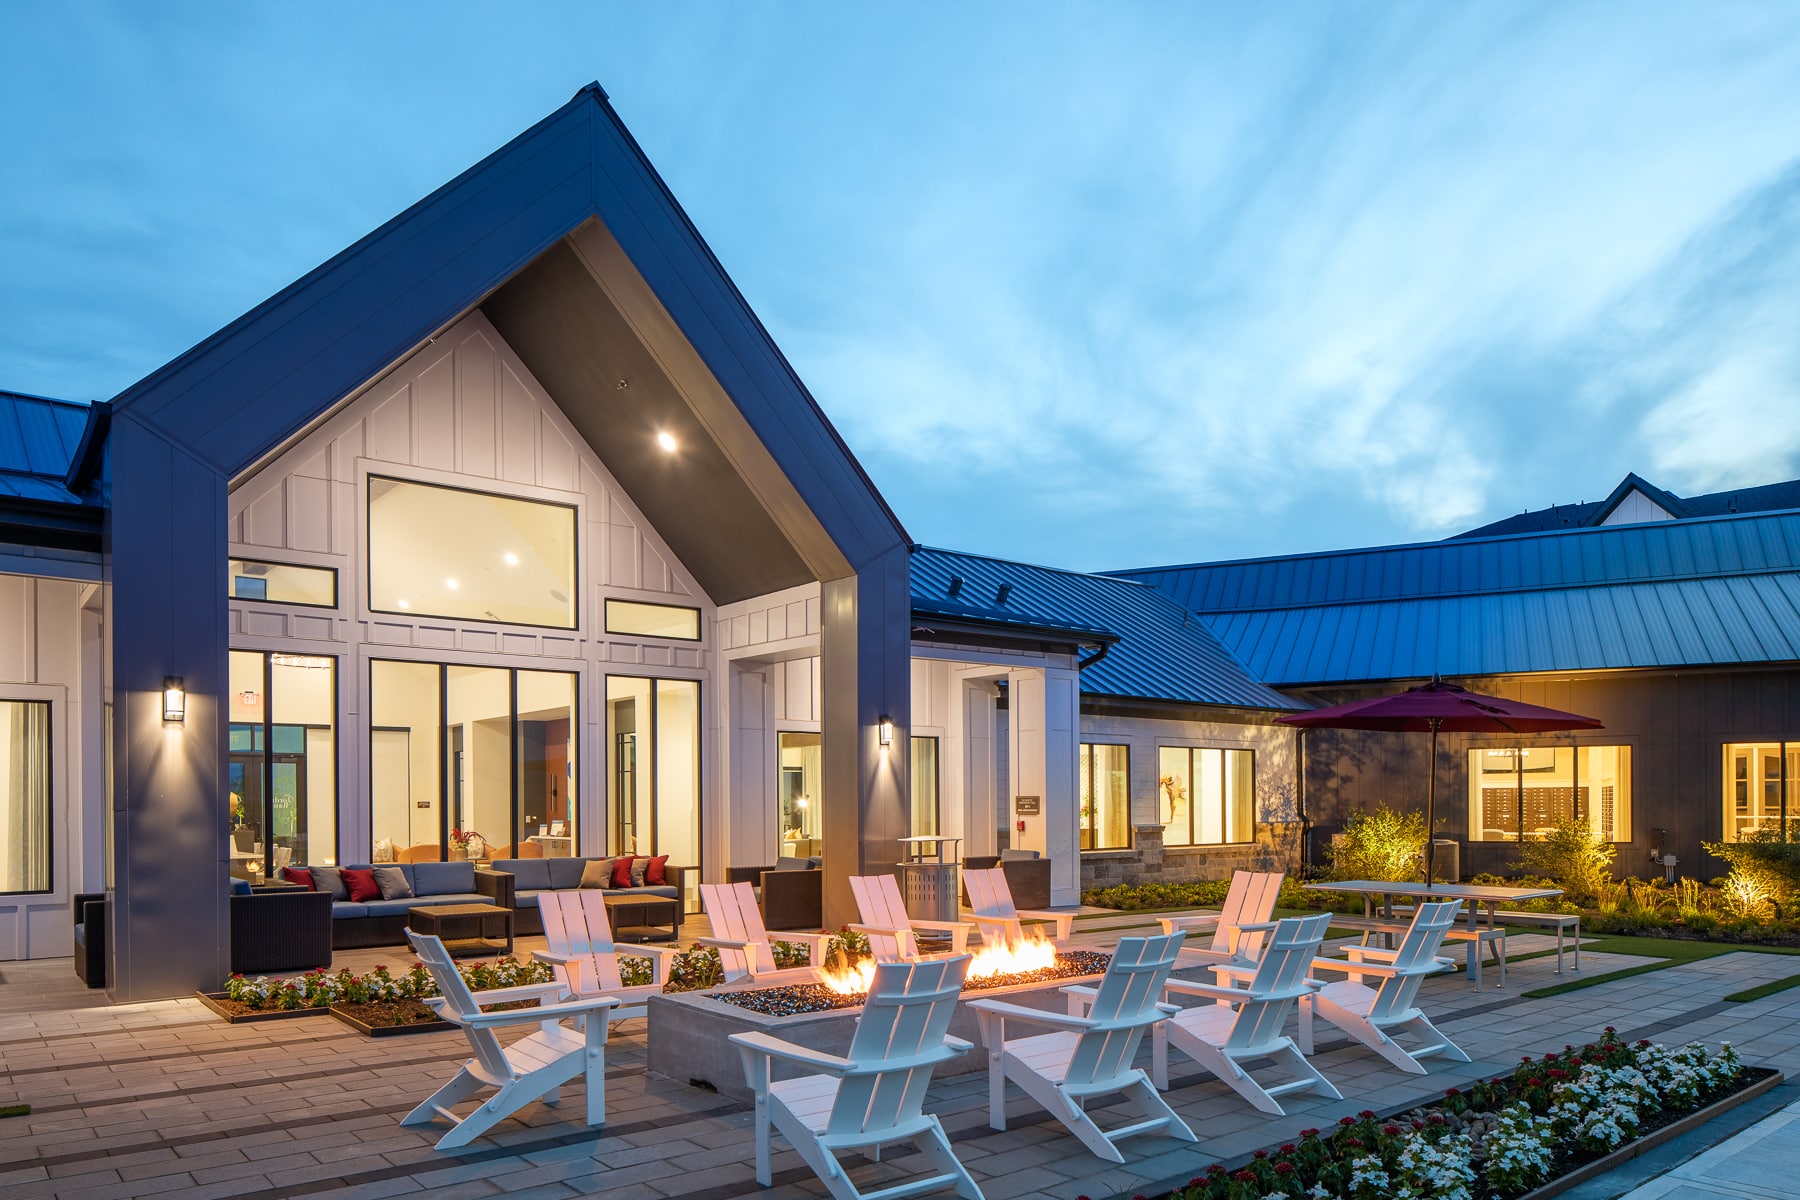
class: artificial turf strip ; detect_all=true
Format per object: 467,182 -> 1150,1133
0,1104 -> 29,1118
1520,935 -> 1800,998
1724,974 -> 1800,1003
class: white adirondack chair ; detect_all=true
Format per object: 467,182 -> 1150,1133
1148,913 -> 1341,1114
401,930 -> 619,1150
534,889 -> 680,1023
731,955 -> 982,1200
1155,870 -> 1283,970
1304,898 -> 1472,1074
962,867 -> 1074,945
850,873 -> 974,962
699,881 -> 834,984
969,932 -> 1195,1163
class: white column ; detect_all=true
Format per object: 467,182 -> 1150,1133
1044,665 -> 1081,906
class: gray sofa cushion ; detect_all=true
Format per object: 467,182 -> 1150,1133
372,866 -> 414,900
360,898 -> 421,918
412,861 -> 476,897
495,858 -> 552,891
311,866 -> 349,901
546,857 -> 586,890
330,902 -> 371,919
515,890 -> 544,909
775,856 -> 811,872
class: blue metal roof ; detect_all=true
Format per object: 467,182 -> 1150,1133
911,546 -> 1303,710
1456,472 -> 1800,539
1113,511 -> 1800,685
0,390 -> 93,507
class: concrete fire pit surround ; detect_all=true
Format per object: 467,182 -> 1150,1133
645,961 -> 1216,1102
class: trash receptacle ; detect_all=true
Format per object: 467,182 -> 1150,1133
900,862 -> 960,924
1430,839 -> 1460,884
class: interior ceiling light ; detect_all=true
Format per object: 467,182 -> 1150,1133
445,578 -> 460,590
656,431 -> 678,453
503,551 -> 520,567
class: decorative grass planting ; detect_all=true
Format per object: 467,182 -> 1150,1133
1157,1031 -> 1757,1200
0,1103 -> 29,1118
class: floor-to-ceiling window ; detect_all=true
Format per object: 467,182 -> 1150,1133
228,651 -> 337,874
0,700 -> 50,894
777,731 -> 822,856
1080,743 -> 1130,850
370,660 -> 578,861
911,736 -> 940,838
1158,746 -> 1254,847
1724,742 -> 1800,840
1467,746 -> 1633,842
607,676 -> 700,909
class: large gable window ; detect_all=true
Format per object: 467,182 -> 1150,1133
367,476 -> 577,629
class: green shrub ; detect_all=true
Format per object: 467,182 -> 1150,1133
1704,830 -> 1800,912
1080,877 -> 1356,913
1329,804 -> 1427,882
1517,819 -> 1616,905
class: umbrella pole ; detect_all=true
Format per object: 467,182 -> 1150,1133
1425,719 -> 1441,886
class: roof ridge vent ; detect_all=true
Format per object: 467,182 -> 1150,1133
995,582 -> 1013,604
946,576 -> 963,598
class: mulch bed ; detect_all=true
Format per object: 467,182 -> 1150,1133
709,949 -> 1114,1016
195,992 -> 333,1023
329,998 -> 452,1036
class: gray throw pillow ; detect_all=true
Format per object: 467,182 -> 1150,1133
629,857 -> 650,888
372,865 -> 414,900
579,858 -> 613,889
310,865 -> 348,901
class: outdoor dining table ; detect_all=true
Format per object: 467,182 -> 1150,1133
1303,879 -> 1563,986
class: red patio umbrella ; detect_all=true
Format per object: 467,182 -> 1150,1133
1276,678 -> 1604,885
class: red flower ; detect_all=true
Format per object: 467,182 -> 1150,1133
1340,1116 -> 1358,1126
1300,1128 -> 1320,1138
1444,1086 -> 1461,1097
1280,1144 -> 1297,1153
1275,1163 -> 1295,1175
1253,1150 -> 1269,1159
1343,1137 -> 1364,1149
1383,1124 -> 1402,1136
1232,1170 -> 1256,1183
1605,1025 -> 1616,1033
1359,1110 -> 1376,1119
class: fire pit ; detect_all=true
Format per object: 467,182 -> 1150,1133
646,935 -> 1125,1101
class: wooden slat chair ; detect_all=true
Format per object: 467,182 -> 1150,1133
535,889 -> 681,1023
850,873 -> 974,962
699,881 -> 834,984
962,867 -> 1074,945
1147,913 -> 1341,1114
1155,870 -> 1284,971
1303,899 -> 1472,1074
969,932 -> 1195,1163
731,955 -> 982,1200
400,930 -> 619,1150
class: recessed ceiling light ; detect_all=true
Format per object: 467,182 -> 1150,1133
397,599 -> 410,609
445,578 -> 460,590
656,431 -> 678,453
503,551 -> 520,567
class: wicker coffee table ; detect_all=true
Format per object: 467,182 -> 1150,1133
408,903 -> 513,957
603,893 -> 680,943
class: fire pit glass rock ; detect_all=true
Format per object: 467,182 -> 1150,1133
710,948 -> 1115,1017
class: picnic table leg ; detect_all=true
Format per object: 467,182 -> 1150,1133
1466,904 -> 1482,990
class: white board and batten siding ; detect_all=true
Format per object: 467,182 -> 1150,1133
223,313 -> 724,861
0,575 -> 93,960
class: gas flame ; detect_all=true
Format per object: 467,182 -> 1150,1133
816,931 -> 1058,995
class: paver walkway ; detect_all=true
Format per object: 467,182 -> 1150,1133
0,916 -> 1792,1200
1616,1098 -> 1800,1200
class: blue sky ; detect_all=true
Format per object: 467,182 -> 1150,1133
5,3 -> 1800,571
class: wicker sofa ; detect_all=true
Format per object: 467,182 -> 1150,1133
726,859 -> 823,930
486,857 -> 686,938
309,861 -> 513,949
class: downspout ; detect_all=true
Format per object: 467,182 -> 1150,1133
1296,726 -> 1309,877
1077,639 -> 1112,670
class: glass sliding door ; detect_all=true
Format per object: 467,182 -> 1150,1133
518,671 -> 578,858
370,660 -> 441,862
229,650 -> 337,874
778,732 -> 823,855
0,700 -> 50,894
911,736 -> 940,838
606,675 -> 701,910
371,660 -> 581,862
446,666 -> 512,859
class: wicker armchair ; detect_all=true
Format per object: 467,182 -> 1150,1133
73,892 -> 106,987
726,864 -> 823,931
230,888 -> 334,975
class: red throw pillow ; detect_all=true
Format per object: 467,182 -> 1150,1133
611,855 -> 637,889
280,866 -> 315,890
341,868 -> 381,903
645,855 -> 669,886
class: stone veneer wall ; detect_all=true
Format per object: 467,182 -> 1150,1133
1079,822 -> 1303,892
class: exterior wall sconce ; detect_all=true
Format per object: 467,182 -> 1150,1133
878,715 -> 894,747
162,676 -> 186,723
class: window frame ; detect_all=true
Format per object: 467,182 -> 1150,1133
604,598 -> 703,642
364,472 -> 582,631
1464,741 -> 1635,844
604,673 -> 703,911
1079,741 -> 1133,851
227,558 -> 338,609
227,651 -> 341,872
911,734 -> 941,839
0,698 -> 53,896
1156,745 -> 1256,848
1722,739 -> 1799,842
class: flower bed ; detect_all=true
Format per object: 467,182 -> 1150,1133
1158,1030 -> 1751,1200
206,957 -> 555,1032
